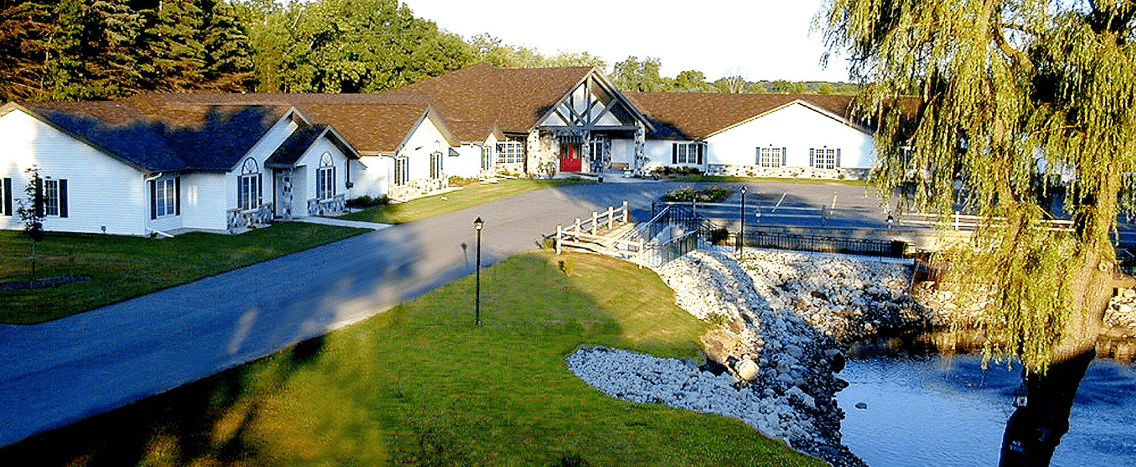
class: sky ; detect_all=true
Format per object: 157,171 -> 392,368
399,0 -> 853,83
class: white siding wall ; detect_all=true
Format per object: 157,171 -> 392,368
0,110 -> 146,235
290,137 -> 352,215
610,139 -> 635,166
447,144 -> 482,178
705,103 -> 875,169
180,172 -> 229,231
352,156 -> 389,198
225,116 -> 302,213
398,117 -> 450,182
640,140 -> 692,171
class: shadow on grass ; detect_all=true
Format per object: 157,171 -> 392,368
0,253 -> 824,466
0,334 -> 327,467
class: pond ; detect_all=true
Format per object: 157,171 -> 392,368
837,355 -> 1136,467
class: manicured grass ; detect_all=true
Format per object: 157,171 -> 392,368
0,252 -> 825,466
341,178 -> 592,224
0,223 -> 369,324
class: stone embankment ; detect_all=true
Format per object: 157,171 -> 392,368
565,246 -> 1136,467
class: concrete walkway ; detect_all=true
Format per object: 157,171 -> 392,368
294,215 -> 392,230
0,181 -> 888,447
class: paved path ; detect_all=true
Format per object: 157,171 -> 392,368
0,181 -> 886,447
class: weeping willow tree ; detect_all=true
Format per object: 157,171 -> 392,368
821,1 -> 1135,464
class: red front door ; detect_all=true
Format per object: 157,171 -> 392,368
560,143 -> 582,172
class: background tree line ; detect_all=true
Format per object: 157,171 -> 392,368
0,0 -> 855,102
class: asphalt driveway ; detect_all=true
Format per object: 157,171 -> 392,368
0,180 -> 886,447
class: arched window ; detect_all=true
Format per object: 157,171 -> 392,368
317,152 -> 336,200
238,158 -> 261,210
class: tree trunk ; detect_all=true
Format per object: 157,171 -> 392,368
999,249 -> 1118,466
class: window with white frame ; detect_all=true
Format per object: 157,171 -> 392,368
152,177 -> 178,218
757,147 -> 785,168
429,151 -> 444,179
672,142 -> 704,164
317,153 -> 336,200
238,158 -> 261,210
481,144 -> 495,170
44,178 -> 69,217
497,140 -> 524,164
810,148 -> 840,170
394,157 -> 409,186
589,135 -> 607,160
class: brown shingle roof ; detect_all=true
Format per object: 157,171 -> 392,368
20,100 -> 293,171
623,92 -> 864,140
384,62 -> 593,140
133,93 -> 443,155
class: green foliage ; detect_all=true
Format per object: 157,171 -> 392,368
469,33 -> 606,69
345,194 -> 390,208
0,0 -> 255,100
239,0 -> 474,93
661,186 -> 732,203
822,0 -> 1136,373
709,227 -> 730,245
706,312 -> 730,327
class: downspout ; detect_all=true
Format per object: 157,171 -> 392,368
141,172 -> 174,238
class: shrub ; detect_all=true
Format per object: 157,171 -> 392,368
661,186 -> 732,203
345,195 -> 390,208
709,227 -> 730,245
448,176 -> 479,187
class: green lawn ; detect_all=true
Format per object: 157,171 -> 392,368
341,178 -> 592,224
0,223 -> 369,324
0,252 -> 825,467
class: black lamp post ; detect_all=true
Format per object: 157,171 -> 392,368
739,186 -> 747,254
474,217 -> 484,326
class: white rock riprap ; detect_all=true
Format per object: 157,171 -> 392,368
568,247 -> 883,467
566,346 -> 817,442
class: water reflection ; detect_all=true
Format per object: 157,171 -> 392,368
837,355 -> 1136,467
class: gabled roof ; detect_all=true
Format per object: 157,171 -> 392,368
17,99 -> 296,172
383,62 -> 597,139
266,124 -> 360,169
134,93 -> 453,155
624,92 -> 871,140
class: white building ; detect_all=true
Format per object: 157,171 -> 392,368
0,100 -> 359,236
625,92 -> 878,179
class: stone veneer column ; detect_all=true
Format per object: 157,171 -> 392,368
633,122 -> 646,174
526,130 -> 541,176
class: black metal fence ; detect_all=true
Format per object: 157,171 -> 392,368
741,230 -> 908,257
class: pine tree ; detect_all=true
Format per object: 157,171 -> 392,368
0,1 -> 58,101
51,0 -> 143,99
199,0 -> 254,91
135,0 -> 206,91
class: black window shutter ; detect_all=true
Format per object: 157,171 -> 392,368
809,148 -> 815,167
150,180 -> 157,220
58,180 -> 68,218
34,178 -> 44,217
175,177 -> 181,216
257,174 -> 263,206
672,143 -> 678,164
3,178 -> 11,216
782,148 -> 787,166
836,149 -> 842,167
697,144 -> 704,165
